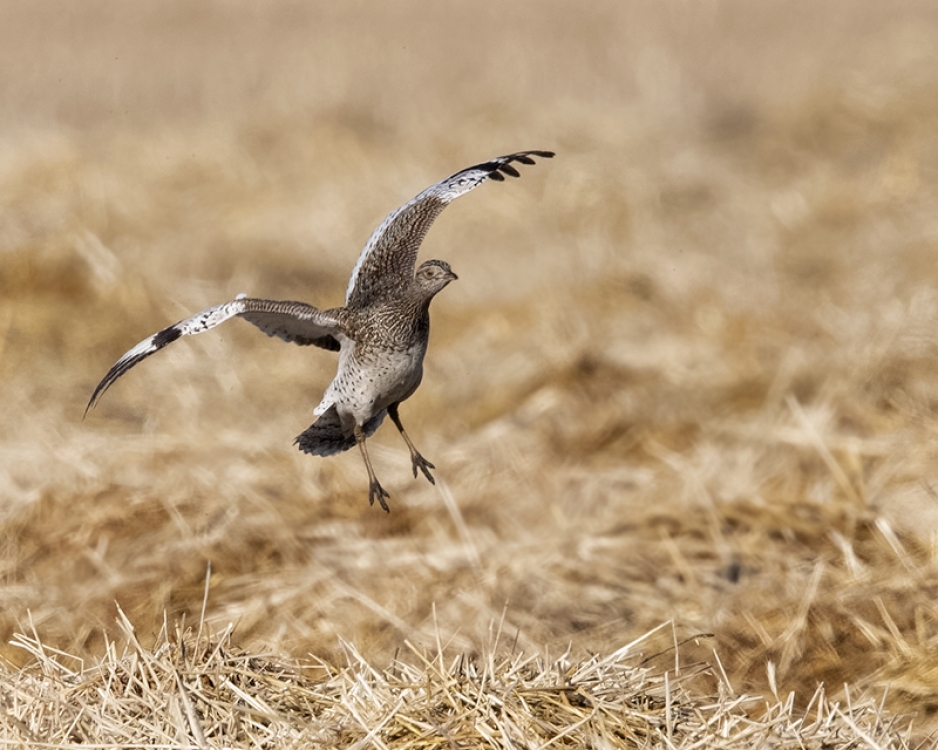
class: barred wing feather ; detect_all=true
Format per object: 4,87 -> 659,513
85,297 -> 342,413
344,150 -> 554,309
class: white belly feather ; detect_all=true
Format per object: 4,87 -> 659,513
315,335 -> 426,429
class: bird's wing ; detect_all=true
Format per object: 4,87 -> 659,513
345,150 -> 554,309
86,296 -> 343,413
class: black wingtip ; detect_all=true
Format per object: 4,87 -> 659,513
85,372 -> 116,417
84,364 -> 126,416
84,324 -> 182,417
512,150 -> 555,163
479,150 -> 555,184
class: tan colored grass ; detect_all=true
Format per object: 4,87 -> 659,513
0,609 -> 916,748
3,0 -> 938,744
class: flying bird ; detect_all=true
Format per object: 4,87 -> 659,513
86,150 -> 554,510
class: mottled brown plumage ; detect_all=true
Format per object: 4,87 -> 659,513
87,150 -> 554,510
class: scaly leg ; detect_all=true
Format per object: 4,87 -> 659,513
388,403 -> 436,485
355,423 -> 390,512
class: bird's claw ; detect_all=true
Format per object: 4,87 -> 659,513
412,453 -> 436,485
368,479 -> 391,512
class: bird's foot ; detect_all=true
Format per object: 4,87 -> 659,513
368,479 -> 391,512
411,452 -> 436,485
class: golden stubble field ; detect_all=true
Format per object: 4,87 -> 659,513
3,0 -> 938,743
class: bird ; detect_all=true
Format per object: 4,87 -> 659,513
86,149 -> 554,511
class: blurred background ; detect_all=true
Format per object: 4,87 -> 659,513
3,0 -> 938,725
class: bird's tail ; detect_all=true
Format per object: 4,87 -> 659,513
294,405 -> 386,457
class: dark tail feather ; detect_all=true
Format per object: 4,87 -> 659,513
294,406 -> 386,457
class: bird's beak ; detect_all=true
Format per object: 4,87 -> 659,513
448,271 -> 459,282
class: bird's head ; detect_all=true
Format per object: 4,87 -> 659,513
414,259 -> 458,297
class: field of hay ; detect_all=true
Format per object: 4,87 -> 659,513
3,0 -> 938,745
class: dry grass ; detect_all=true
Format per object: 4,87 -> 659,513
3,0 -> 938,745
2,609 -> 916,749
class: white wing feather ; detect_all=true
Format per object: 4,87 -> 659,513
86,297 -> 342,412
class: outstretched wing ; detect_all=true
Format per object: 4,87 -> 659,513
345,150 -> 554,309
85,296 -> 343,413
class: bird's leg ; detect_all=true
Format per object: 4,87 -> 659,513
388,403 -> 435,485
355,424 -> 390,512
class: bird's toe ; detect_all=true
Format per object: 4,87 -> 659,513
368,480 -> 391,512
412,453 -> 436,485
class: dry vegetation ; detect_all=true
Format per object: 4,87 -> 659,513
3,0 -> 938,746
4,612 -> 918,749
